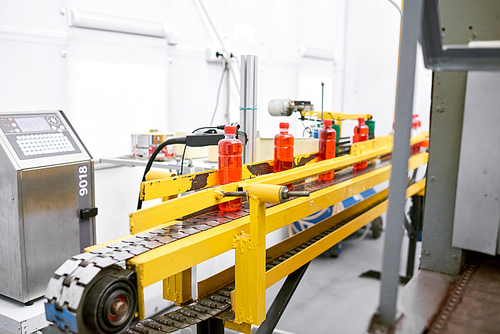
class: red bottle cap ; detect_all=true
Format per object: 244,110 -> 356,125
323,119 -> 332,127
224,126 -> 237,134
358,117 -> 365,125
279,122 -> 289,129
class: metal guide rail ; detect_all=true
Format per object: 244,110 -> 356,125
45,135 -> 428,334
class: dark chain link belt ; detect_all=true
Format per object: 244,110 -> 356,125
46,158 -> 391,334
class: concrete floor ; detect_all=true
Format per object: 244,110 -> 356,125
261,227 -> 422,334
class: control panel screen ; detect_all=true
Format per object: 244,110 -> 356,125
14,116 -> 52,133
0,113 -> 82,160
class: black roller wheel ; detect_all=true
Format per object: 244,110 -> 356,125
371,217 -> 383,239
82,267 -> 138,334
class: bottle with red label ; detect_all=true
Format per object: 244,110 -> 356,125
353,117 -> 369,171
319,119 -> 336,181
218,126 -> 242,212
411,114 -> 422,154
274,122 -> 294,190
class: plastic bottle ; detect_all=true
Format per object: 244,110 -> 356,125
319,119 -> 336,181
366,119 -> 376,140
218,126 -> 242,212
411,114 -> 422,154
353,117 -> 369,171
274,122 -> 294,190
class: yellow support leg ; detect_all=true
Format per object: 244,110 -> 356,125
233,195 -> 267,326
233,233 -> 251,324
163,268 -> 192,304
223,319 -> 251,334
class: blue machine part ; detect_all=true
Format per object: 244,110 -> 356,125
45,302 -> 78,333
291,188 -> 377,233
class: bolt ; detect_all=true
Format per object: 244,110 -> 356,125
423,250 -> 430,256
436,106 -> 444,113
430,176 -> 435,182
11,197 -> 14,201
452,254 -> 458,260
111,299 -> 128,318
60,8 -> 66,15
61,50 -> 68,58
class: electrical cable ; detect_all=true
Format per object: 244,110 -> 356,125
179,144 -> 187,176
301,119 -> 313,137
192,125 -> 225,133
231,53 -> 240,71
209,63 -> 228,126
180,126 -> 222,175
196,0 -> 240,92
137,137 -> 186,210
382,0 -> 403,17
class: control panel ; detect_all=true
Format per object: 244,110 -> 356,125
0,113 -> 81,160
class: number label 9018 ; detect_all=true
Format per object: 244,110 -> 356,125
78,165 -> 88,196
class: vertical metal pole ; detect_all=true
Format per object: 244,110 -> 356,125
240,55 -> 258,163
225,59 -> 231,125
375,0 -> 423,329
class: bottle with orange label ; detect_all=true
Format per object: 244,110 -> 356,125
353,117 -> 368,171
274,122 -> 294,190
319,119 -> 336,181
218,126 -> 242,212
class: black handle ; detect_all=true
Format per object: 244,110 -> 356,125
80,207 -> 98,219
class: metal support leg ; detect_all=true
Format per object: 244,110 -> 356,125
406,195 -> 423,278
197,317 -> 224,334
370,0 -> 424,331
233,195 -> 267,325
256,263 -> 310,334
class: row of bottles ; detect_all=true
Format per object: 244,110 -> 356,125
217,118 -> 370,212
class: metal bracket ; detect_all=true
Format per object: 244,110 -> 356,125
421,0 -> 500,71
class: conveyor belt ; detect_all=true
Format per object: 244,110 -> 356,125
45,156 -> 393,334
124,190 -> 388,334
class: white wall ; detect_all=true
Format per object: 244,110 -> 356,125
0,0 -> 431,316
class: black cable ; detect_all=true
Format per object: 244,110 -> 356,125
180,144 -> 187,176
192,125 -> 225,133
137,137 -> 186,210
209,62 -> 228,126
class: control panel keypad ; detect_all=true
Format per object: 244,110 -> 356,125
16,133 -> 76,157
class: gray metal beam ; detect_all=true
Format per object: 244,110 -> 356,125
372,0 -> 423,330
419,71 -> 466,275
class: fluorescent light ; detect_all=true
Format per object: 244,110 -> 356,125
299,46 -> 336,62
67,8 -> 166,38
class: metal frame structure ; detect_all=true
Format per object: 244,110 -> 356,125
421,0 -> 500,71
421,0 -> 500,277
370,0 -> 500,332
